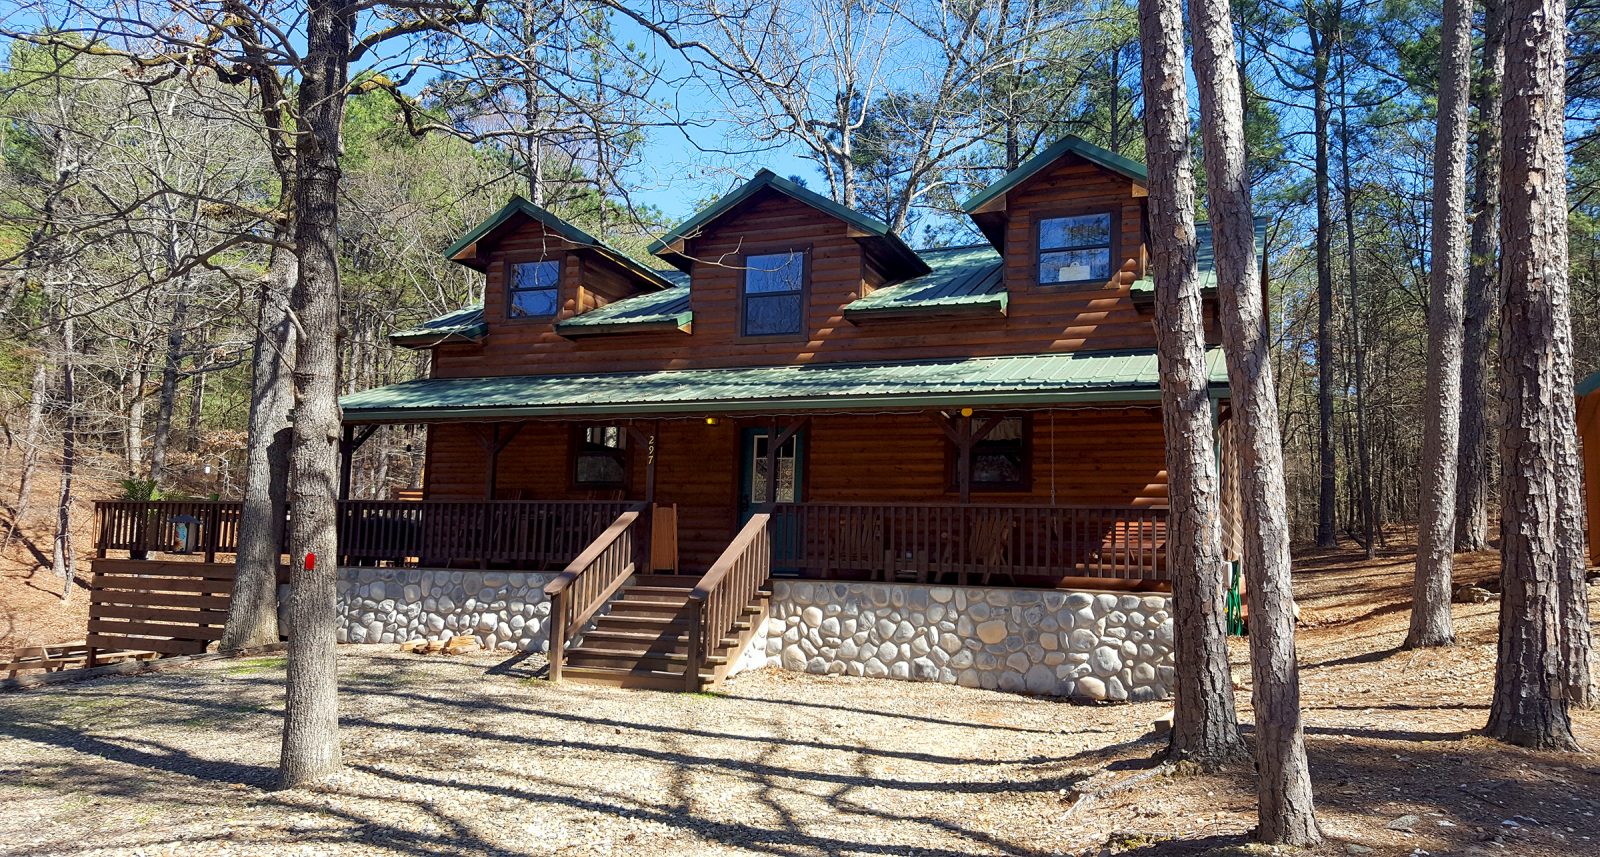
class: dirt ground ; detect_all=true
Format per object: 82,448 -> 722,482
1,537 -> 1597,856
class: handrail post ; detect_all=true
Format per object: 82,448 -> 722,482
549,590 -> 567,683
685,600 -> 703,692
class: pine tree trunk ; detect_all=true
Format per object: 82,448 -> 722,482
1310,11 -> 1338,550
1485,0 -> 1584,749
148,291 -> 188,485
222,237 -> 297,654
1137,0 -> 1247,769
1408,0 -> 1473,649
52,303 -> 76,602
1190,0 -> 1322,843
1456,0 -> 1505,553
279,0 -> 351,789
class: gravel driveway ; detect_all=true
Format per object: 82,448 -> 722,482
0,647 -> 1165,856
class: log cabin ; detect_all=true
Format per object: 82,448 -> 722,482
94,136 -> 1259,698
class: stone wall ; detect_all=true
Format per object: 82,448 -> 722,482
733,580 -> 1174,702
283,568 -> 560,652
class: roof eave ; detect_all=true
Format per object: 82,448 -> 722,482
341,383 -> 1221,424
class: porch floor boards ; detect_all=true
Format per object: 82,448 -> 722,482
561,574 -> 767,691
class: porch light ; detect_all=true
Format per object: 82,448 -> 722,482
705,416 -> 720,426
960,407 -> 973,418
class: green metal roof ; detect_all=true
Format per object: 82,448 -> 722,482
388,304 -> 488,347
843,245 -> 1005,319
1128,220 -> 1270,303
646,170 -> 928,277
554,276 -> 693,337
962,136 -> 1149,214
340,348 -> 1228,423
444,196 -> 676,290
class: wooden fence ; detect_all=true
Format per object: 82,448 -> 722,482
85,559 -> 289,661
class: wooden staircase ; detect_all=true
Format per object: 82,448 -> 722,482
559,574 -> 769,691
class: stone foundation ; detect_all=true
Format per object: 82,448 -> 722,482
281,568 -> 560,652
733,580 -> 1174,702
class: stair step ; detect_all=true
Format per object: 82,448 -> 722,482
559,666 -> 712,690
621,584 -> 695,599
606,601 -> 693,617
566,647 -> 728,668
632,574 -> 700,587
591,614 -> 691,631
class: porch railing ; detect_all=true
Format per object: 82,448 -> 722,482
768,502 -> 1169,584
93,499 -> 635,570
544,505 -> 645,682
686,510 -> 772,690
94,500 -> 243,562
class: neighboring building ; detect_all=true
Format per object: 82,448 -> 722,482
1579,370 -> 1600,567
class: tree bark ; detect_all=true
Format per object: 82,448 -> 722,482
1190,0 -> 1322,843
148,290 -> 188,486
222,237 -> 297,654
1456,0 -> 1505,553
52,301 -> 77,602
1408,0 -> 1473,649
1137,0 -> 1247,770
1485,0 -> 1584,749
1336,40 -> 1376,559
1309,5 -> 1338,550
279,0 -> 351,789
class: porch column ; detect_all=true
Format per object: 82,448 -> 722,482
929,411 -> 1004,504
476,422 -> 523,501
762,419 -> 806,505
339,423 -> 379,500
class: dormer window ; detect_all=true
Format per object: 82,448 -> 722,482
741,250 -> 807,336
1037,212 -> 1113,287
508,258 -> 561,319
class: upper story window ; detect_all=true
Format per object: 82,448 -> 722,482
508,258 -> 561,319
741,250 -> 806,336
1038,212 -> 1114,286
573,426 -> 627,487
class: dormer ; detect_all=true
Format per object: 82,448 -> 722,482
646,171 -> 929,340
434,197 -> 676,340
962,136 -> 1149,295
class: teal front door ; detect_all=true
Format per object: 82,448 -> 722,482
740,427 -> 803,522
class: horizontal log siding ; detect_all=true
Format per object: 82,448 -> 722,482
432,182 -> 1182,378
803,409 -> 1167,507
422,408 -> 1167,571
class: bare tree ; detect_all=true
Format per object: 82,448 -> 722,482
1485,0 -> 1589,749
1136,0 -> 1247,769
1189,0 -> 1322,842
1407,0 -> 1473,649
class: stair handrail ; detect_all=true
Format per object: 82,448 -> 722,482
685,509 -> 772,690
543,502 -> 647,682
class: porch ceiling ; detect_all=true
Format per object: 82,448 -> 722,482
339,348 -> 1228,424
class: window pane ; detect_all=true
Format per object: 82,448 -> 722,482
1040,214 -> 1111,250
744,293 -> 803,335
576,453 -> 625,485
1039,249 -> 1111,284
584,426 -> 624,449
513,260 -> 561,290
509,287 -> 558,318
744,252 -> 804,294
972,450 -> 1023,486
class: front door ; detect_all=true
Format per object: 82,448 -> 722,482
739,427 -> 803,521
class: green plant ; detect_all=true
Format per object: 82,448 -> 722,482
118,478 -> 162,501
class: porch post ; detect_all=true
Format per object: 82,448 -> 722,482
339,425 -> 355,501
764,420 -> 780,504
957,416 -> 972,504
626,424 -> 657,573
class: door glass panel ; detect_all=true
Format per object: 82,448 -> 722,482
749,434 -> 798,503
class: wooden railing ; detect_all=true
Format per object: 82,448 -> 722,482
94,499 -> 634,570
768,502 -> 1168,584
336,500 -> 633,567
544,506 -> 645,682
94,500 -> 243,562
686,511 -> 772,690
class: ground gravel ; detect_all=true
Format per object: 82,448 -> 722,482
2,541 -> 1597,857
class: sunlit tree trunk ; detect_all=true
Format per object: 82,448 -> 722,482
1408,0 -> 1473,649
1485,0 -> 1587,748
1136,0 -> 1248,769
1191,0 -> 1322,843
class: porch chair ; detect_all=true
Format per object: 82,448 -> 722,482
829,512 -> 887,580
968,512 -> 1016,586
